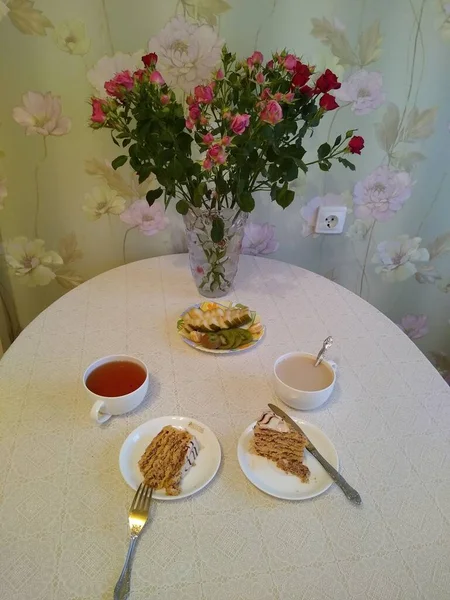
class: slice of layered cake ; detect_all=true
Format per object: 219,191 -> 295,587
138,426 -> 200,495
252,410 -> 310,482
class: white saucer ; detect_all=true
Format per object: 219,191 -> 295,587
119,416 -> 221,500
237,419 -> 339,500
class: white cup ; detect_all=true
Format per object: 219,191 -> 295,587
273,351 -> 337,410
84,354 -> 149,424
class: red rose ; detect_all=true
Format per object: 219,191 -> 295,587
299,85 -> 314,98
315,69 -> 341,93
291,61 -> 311,88
319,93 -> 339,111
348,135 -> 364,154
142,52 -> 158,67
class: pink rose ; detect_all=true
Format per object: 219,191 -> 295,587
189,103 -> 201,121
185,118 -> 195,130
260,100 -> 283,125
207,143 -> 227,164
91,98 -> 107,124
256,72 -> 265,84
216,68 -> 224,80
194,84 -> 214,104
160,94 -> 170,105
266,59 -> 274,69
261,88 -> 271,100
186,94 -> 195,105
230,113 -> 250,135
203,157 -> 213,170
133,69 -> 146,82
283,54 -> 297,71
222,110 -> 231,120
247,51 -> 264,67
221,135 -> 231,146
284,92 -> 294,102
202,132 -> 215,145
104,70 -> 134,97
149,70 -> 165,85
200,116 -> 208,126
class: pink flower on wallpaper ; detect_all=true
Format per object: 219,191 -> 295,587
397,314 -> 429,340
242,223 -> 279,255
353,166 -> 412,222
335,70 -> 385,115
120,200 -> 169,236
300,193 -> 344,237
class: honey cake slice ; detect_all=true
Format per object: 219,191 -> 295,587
252,410 -> 310,482
138,425 -> 200,496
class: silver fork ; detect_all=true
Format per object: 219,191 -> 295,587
114,482 -> 153,600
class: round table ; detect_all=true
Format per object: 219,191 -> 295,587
1,254 -> 450,600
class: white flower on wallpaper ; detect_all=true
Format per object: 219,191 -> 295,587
397,314 -> 429,340
6,0 -> 53,36
181,0 -> 231,26
0,1 -> 9,21
119,200 -> 169,236
372,235 -> 430,282
87,50 -> 144,97
52,19 -> 90,55
300,192 -> 351,237
437,2 -> 450,41
12,91 -> 71,136
242,223 -> 279,255
4,237 -> 63,287
0,178 -> 7,209
147,16 -> 223,92
335,70 -> 384,115
353,166 -> 412,222
82,186 -> 126,220
346,219 -> 369,241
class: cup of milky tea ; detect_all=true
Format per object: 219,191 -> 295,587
273,352 -> 337,410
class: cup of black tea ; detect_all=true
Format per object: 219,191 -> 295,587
84,355 -> 149,424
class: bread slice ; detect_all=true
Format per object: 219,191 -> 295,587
252,410 -> 310,482
138,426 -> 200,495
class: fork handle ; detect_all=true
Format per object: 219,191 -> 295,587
114,536 -> 138,600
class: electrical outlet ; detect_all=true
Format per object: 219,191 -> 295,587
315,206 -> 347,234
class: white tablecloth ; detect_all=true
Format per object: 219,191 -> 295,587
1,254 -> 450,600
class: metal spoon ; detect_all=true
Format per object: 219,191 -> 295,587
314,336 -> 333,367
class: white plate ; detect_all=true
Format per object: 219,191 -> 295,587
119,416 -> 221,500
237,419 -> 339,500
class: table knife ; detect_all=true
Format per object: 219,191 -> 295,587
268,403 -> 362,505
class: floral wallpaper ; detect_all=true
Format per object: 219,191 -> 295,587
0,0 -> 449,383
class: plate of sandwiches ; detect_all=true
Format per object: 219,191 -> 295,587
237,409 -> 339,500
119,416 -> 221,499
177,301 -> 265,354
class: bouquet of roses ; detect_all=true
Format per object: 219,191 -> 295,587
90,47 -> 363,242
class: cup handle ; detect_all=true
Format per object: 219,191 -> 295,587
328,360 -> 338,373
90,400 -> 111,424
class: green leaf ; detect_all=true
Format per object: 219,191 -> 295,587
375,103 -> 400,152
238,192 -> 255,212
276,184 -> 295,209
138,165 -> 152,183
193,182 -> 206,207
337,157 -> 356,171
122,138 -> 131,148
211,217 -> 225,243
176,200 -> 189,215
111,131 -> 120,147
333,135 -> 342,147
145,188 -> 163,206
317,143 -> 331,160
111,155 -> 127,170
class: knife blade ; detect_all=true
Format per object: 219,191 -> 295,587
268,403 -> 362,505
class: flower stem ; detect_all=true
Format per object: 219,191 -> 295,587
34,138 -> 48,239
359,221 -> 376,298
122,226 -> 137,264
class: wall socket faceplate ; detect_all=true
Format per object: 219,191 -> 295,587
315,206 -> 347,234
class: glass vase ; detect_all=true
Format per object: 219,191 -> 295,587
183,207 -> 248,298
